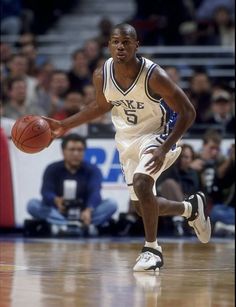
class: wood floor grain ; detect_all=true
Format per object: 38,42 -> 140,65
0,238 -> 234,307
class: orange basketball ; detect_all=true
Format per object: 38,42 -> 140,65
11,115 -> 52,154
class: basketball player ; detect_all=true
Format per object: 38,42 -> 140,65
44,23 -> 211,272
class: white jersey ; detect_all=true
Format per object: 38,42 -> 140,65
103,57 -> 169,141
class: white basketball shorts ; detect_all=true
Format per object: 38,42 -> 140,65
116,133 -> 182,201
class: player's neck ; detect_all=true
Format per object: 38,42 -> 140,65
114,57 -> 141,78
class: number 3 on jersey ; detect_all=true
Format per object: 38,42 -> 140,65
124,109 -> 138,124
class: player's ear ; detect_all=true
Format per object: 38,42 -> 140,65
136,41 -> 139,50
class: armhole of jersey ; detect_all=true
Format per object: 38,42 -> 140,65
159,102 -> 168,132
102,61 -> 107,93
145,64 -> 161,103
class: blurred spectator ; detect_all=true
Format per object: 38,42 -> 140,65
205,89 -> 235,135
212,6 -> 235,46
96,18 -> 113,48
1,0 -> 22,35
6,54 -> 38,105
165,66 -> 188,89
27,134 -> 117,236
82,84 -> 96,108
157,144 -> 200,236
82,84 -> 114,137
35,62 -> 55,94
16,32 -> 36,47
0,42 -> 12,67
35,70 -> 70,116
187,71 -> 212,125
53,92 -> 83,120
52,91 -> 88,137
196,1 -> 234,21
190,129 -> 225,208
210,143 -> 235,236
68,49 -> 91,92
132,0 -> 192,45
2,77 -> 45,119
158,144 -> 200,201
21,43 -> 48,76
84,39 -> 103,73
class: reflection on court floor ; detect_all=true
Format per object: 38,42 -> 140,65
0,237 -> 234,307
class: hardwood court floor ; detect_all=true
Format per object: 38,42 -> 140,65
0,237 -> 234,307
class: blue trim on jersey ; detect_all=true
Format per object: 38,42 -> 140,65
110,58 -> 145,96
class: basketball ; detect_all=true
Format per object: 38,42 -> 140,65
11,115 -> 52,154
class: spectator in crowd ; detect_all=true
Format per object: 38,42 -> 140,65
16,32 -> 36,47
157,144 -> 200,236
212,6 -> 235,46
190,129 -> 226,208
132,0 -> 192,45
67,49 -> 91,92
82,84 -> 114,137
5,54 -> 38,106
84,39 -> 103,74
165,66 -> 188,89
27,134 -> 117,236
187,71 -> 212,125
52,91 -> 88,137
96,18 -> 113,48
196,1 -> 234,21
210,143 -> 235,236
2,77 -> 45,119
205,89 -> 235,135
0,42 -> 12,75
35,70 -> 70,117
35,62 -> 55,95
20,43 -> 48,76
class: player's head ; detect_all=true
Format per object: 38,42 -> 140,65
108,23 -> 139,64
61,134 -> 86,168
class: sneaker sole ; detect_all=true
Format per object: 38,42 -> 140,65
188,193 -> 211,243
133,266 -> 160,272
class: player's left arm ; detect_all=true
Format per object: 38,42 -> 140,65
149,65 -> 196,153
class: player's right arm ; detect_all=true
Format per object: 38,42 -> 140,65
44,66 -> 112,138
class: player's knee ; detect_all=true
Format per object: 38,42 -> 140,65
133,173 -> 153,199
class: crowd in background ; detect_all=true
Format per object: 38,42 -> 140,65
0,0 -> 235,237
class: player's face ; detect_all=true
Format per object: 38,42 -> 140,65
63,141 -> 85,168
109,30 -> 139,64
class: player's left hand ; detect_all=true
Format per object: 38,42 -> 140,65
144,147 -> 166,174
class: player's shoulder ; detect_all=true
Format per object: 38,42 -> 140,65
147,60 -> 171,87
93,57 -> 111,83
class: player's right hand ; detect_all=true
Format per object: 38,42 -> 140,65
42,116 -> 67,139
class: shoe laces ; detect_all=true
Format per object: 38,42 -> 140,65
136,251 -> 154,262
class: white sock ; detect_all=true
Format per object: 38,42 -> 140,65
182,201 -> 192,218
145,240 -> 159,250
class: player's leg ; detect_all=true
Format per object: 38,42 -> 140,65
131,148 -> 211,272
132,172 -> 164,272
132,192 -> 211,244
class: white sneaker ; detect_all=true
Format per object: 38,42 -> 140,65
187,192 -> 211,243
133,246 -> 164,272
